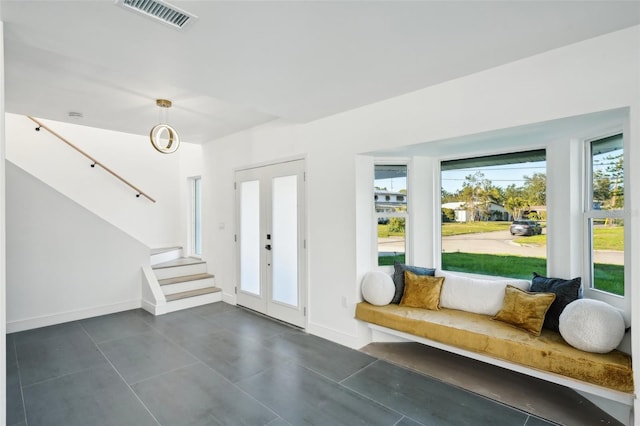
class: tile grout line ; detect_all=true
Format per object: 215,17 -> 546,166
20,364 -> 107,389
126,360 -> 201,387
264,417 -> 291,426
264,339 -> 376,387
344,357 -> 551,426
292,361 -> 407,423
338,357 -> 378,385
131,308 -> 285,423
363,353 -> 541,423
393,415 -> 427,426
78,322 -> 163,426
85,318 -> 159,346
11,336 -> 29,426
196,360 -> 283,423
138,316 -> 229,353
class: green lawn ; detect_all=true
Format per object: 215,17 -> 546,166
441,252 -> 546,280
440,252 -> 623,296
593,226 -> 624,251
513,225 -> 623,251
442,221 -> 511,236
593,263 -> 625,295
378,221 -> 624,295
378,253 -> 405,266
377,224 -> 405,238
512,234 -> 546,245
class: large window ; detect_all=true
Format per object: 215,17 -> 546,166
441,150 -> 546,278
585,134 -> 624,296
374,164 -> 407,266
191,176 -> 202,256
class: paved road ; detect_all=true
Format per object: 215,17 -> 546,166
443,230 -> 546,258
380,230 -> 623,265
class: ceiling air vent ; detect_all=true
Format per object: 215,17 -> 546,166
116,0 -> 198,30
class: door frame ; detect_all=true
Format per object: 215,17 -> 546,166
234,157 -> 308,329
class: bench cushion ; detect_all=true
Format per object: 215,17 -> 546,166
355,302 -> 633,393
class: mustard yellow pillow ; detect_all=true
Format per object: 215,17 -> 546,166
493,285 -> 556,336
399,271 -> 445,310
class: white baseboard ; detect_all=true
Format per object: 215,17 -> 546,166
7,299 -> 142,333
576,390 -> 633,425
306,321 -> 360,349
141,299 -> 161,315
222,292 -> 236,305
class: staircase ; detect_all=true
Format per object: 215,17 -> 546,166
141,247 -> 222,315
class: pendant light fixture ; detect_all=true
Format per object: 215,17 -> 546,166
150,98 -> 180,154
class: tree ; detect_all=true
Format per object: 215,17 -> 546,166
522,173 -> 546,206
505,196 -> 527,220
442,189 -> 458,204
458,172 -> 500,221
592,169 -> 611,206
605,153 -> 623,209
500,184 -> 526,220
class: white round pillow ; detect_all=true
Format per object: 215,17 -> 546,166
361,271 -> 395,306
559,299 -> 625,353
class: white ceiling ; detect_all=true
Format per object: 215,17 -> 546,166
1,1 -> 639,144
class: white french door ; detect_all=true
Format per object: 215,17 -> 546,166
235,160 -> 306,328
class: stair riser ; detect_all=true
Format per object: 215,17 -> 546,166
150,248 -> 183,266
158,293 -> 223,314
153,263 -> 208,280
161,278 -> 216,295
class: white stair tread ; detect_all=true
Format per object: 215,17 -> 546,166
153,257 -> 204,269
150,246 -> 182,255
159,273 -> 214,286
165,286 -> 221,302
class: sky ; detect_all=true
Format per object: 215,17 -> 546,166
441,162 -> 546,194
374,161 -> 547,195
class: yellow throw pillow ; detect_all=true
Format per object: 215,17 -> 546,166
399,271 -> 445,310
493,285 -> 556,336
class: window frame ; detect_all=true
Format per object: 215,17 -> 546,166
582,131 -> 627,310
437,148 -> 547,279
373,161 -> 410,268
189,176 -> 202,257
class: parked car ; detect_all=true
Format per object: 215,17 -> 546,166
377,217 -> 389,225
510,220 -> 542,236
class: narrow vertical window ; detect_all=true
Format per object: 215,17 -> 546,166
374,164 -> 408,266
192,177 -> 202,256
586,134 -> 624,296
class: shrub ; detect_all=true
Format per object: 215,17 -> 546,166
442,208 -> 456,223
388,217 -> 406,233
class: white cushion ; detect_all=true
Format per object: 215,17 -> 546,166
361,271 -> 395,306
559,299 -> 625,353
438,271 -> 530,316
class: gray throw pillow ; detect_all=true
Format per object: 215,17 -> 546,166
391,262 -> 436,304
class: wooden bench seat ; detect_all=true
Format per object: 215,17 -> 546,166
355,302 -> 633,404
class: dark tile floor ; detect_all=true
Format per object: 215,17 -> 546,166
7,303 -> 557,426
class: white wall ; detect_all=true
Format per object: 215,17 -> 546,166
5,113 -> 185,248
5,161 -> 149,331
0,17 -> 7,423
201,26 -> 639,351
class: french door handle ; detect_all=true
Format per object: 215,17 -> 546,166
265,244 -> 272,251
